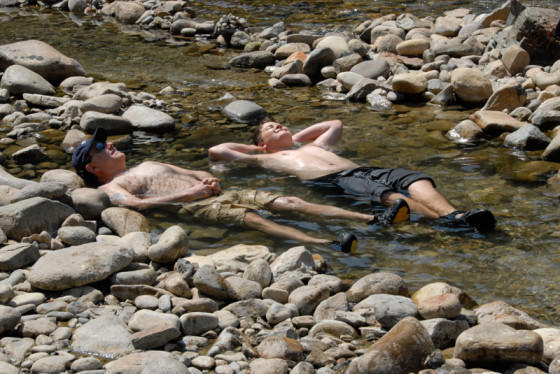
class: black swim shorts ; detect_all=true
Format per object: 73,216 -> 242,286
305,167 -> 435,203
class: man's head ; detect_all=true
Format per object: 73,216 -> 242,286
253,116 -> 293,150
72,127 -> 126,185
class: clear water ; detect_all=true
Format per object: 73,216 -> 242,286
1,0 -> 560,324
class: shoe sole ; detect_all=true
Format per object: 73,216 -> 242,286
392,203 -> 410,223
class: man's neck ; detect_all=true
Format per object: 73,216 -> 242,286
98,166 -> 127,185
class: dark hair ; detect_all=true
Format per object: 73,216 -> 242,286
252,115 -> 276,145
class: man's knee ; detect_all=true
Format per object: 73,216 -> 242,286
271,196 -> 305,209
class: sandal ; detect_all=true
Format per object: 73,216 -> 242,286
329,232 -> 358,253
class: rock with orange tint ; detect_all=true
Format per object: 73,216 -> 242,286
469,110 -> 526,135
418,293 -> 462,319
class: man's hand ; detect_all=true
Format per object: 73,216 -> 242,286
190,178 -> 221,199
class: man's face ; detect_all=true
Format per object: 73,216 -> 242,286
259,121 -> 293,148
87,140 -> 125,173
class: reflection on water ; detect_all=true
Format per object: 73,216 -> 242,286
1,0 -> 560,324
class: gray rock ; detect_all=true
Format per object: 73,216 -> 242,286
345,78 -> 379,102
148,225 -> 189,263
70,188 -> 111,220
105,351 -> 186,374
68,0 -> 87,13
0,362 -> 19,374
313,292 -> 348,322
249,358 -> 289,374
229,51 -> 275,69
0,197 -> 75,241
223,299 -> 271,319
11,144 -> 48,165
59,76 -> 94,94
474,300 -> 546,330
115,1 -> 145,24
225,276 -> 262,300
308,319 -> 358,340
57,226 -> 96,246
366,92 -> 392,111
270,246 -> 316,282
266,302 -> 294,325
351,60 -> 391,80
529,96 -> 560,130
289,284 -> 330,316
40,169 -> 84,190
207,244 -> 271,273
122,105 -> 176,132
353,294 -> 419,329
73,81 -> 128,100
21,317 -> 57,337
0,305 -> 21,335
420,318 -> 470,349
346,272 -> 408,303
10,182 -> 67,203
222,100 -> 266,124
31,355 -> 73,373
0,103 -> 13,119
180,312 -> 219,335
543,132 -> 560,162
0,40 -> 85,84
128,309 -> 180,332
22,93 -> 70,108
110,267 -> 157,285
504,124 -> 550,150
193,265 -> 229,299
0,243 -> 40,271
1,64 -> 55,96
280,74 -> 312,87
80,111 -> 133,135
70,356 -> 103,372
303,47 -> 336,78
79,93 -> 123,114
308,274 -> 343,294
28,242 -> 134,291
243,258 -> 272,288
337,71 -> 365,90
71,315 -> 134,359
101,207 -> 150,236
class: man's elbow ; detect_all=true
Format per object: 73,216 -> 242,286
208,146 -> 223,160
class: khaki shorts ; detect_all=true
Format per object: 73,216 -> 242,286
177,189 -> 281,225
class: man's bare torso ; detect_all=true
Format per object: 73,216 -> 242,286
101,161 -> 204,197
257,145 -> 359,180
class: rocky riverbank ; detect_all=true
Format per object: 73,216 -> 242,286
1,0 -> 560,373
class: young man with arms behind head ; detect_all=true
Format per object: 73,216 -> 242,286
208,118 -> 496,234
71,127 -> 409,252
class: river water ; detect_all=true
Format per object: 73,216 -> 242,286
1,0 -> 560,324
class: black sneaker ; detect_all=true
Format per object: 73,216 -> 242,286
328,232 -> 358,253
371,198 -> 410,225
460,209 -> 496,234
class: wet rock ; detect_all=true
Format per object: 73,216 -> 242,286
222,100 -> 266,124
257,335 -> 304,361
271,60 -> 304,79
0,243 -> 40,271
451,67 -> 493,104
122,104 -> 176,133
28,242 -> 133,291
148,225 -> 188,263
80,111 -> 133,135
249,358 -> 289,374
453,322 -> 543,366
1,64 -> 55,96
0,40 -> 85,84
70,187 -> 111,220
504,124 -> 550,150
101,207 -> 150,236
0,305 -> 21,334
229,51 -> 275,69
346,272 -> 408,303
180,312 -> 219,335
470,110 -> 526,136
73,316 -> 134,360
225,276 -> 262,300
348,317 -> 434,374
420,318 -> 470,349
0,197 -> 74,241
353,294 -> 419,329
128,309 -> 180,332
302,47 -> 336,78
12,144 -> 48,165
474,300 -> 546,330
315,35 -> 351,58
270,246 -> 316,282
447,119 -> 485,143
418,293 -> 462,319
193,265 -> 229,300
350,60 -> 391,80
482,84 -> 524,112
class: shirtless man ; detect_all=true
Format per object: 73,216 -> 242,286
71,127 -> 408,251
208,118 -> 496,234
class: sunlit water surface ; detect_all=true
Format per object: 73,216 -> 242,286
1,0 -> 560,324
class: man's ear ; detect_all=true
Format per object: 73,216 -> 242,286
85,163 -> 98,174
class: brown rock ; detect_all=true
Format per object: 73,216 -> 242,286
469,110 -> 526,136
482,84 -> 524,112
475,301 -> 546,330
257,336 -> 304,361
501,45 -> 531,75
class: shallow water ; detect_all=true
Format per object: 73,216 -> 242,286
1,0 -> 560,324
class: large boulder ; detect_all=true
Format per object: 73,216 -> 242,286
451,68 -> 493,105
0,40 -> 85,84
0,197 -> 75,241
122,105 -> 175,133
71,315 -> 134,358
1,64 -> 55,96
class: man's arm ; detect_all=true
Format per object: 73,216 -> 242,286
99,179 -> 221,209
208,143 -> 265,163
291,119 -> 343,148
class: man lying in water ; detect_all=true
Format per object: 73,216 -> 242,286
71,127 -> 410,252
208,118 -> 496,234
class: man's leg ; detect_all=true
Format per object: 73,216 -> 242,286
267,196 -> 374,222
380,190 -> 441,219
407,180 -> 458,217
243,211 -> 331,244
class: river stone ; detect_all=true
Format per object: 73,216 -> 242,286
1,64 -> 55,96
229,51 -> 275,69
420,318 -> 470,350
313,292 -> 348,322
533,72 -> 560,90
0,103 -> 13,119
534,328 -> 560,364
337,71 -> 363,90
180,312 -> 219,336
482,84 -> 523,112
470,110 -> 526,135
371,25 -> 406,43
353,294 -> 419,329
348,317 -> 434,374
270,246 -> 316,282
193,265 -> 229,299
501,45 -> 530,75
483,59 -> 509,80
111,267 -> 157,286
392,73 -> 427,94
28,243 -> 134,291
30,354 -> 74,373
225,276 -> 262,300
70,187 -> 111,220
376,34 -> 402,54
308,274 -> 343,294
105,351 -> 184,373
280,73 -> 312,87
412,282 -> 473,308
71,356 -> 102,372
350,60 -> 391,80
346,272 -> 408,303
11,144 -> 47,165
131,324 -> 182,350
80,111 -> 133,135
101,207 -> 150,236
68,0 -> 87,12
271,60 -> 303,79
450,67 -> 493,105
453,322 -> 543,365
257,335 -> 303,361
504,124 -> 550,150
308,319 -> 358,340
529,96 -> 560,130
0,362 -> 18,374
315,36 -> 351,58
223,299 -> 271,318
303,47 -> 336,78
333,53 -> 363,73
9,292 -> 45,307
72,314 -> 134,359
114,1 -> 145,24
148,225 -> 188,263
266,302 -> 293,325
262,286 -> 289,304
73,81 -> 128,100
274,43 -> 310,60
0,243 -> 40,271
345,78 -> 379,102
79,93 -> 123,114
57,226 -> 96,246
242,258 -> 272,288
21,317 -> 57,337
22,93 -> 70,108
0,197 -> 75,241
128,309 -> 180,332
249,358 -> 288,374
0,165 -> 36,188
0,305 -> 21,335
40,169 -> 84,190
222,100 -> 266,124
542,132 -> 560,162
288,284 -> 330,316
122,105 -> 175,132
423,291 -> 465,319
0,40 -> 85,84
435,16 -> 462,37
474,300 -> 546,330
160,271 -> 191,297
207,244 -> 271,273
396,39 -> 430,56
367,93 -> 392,111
